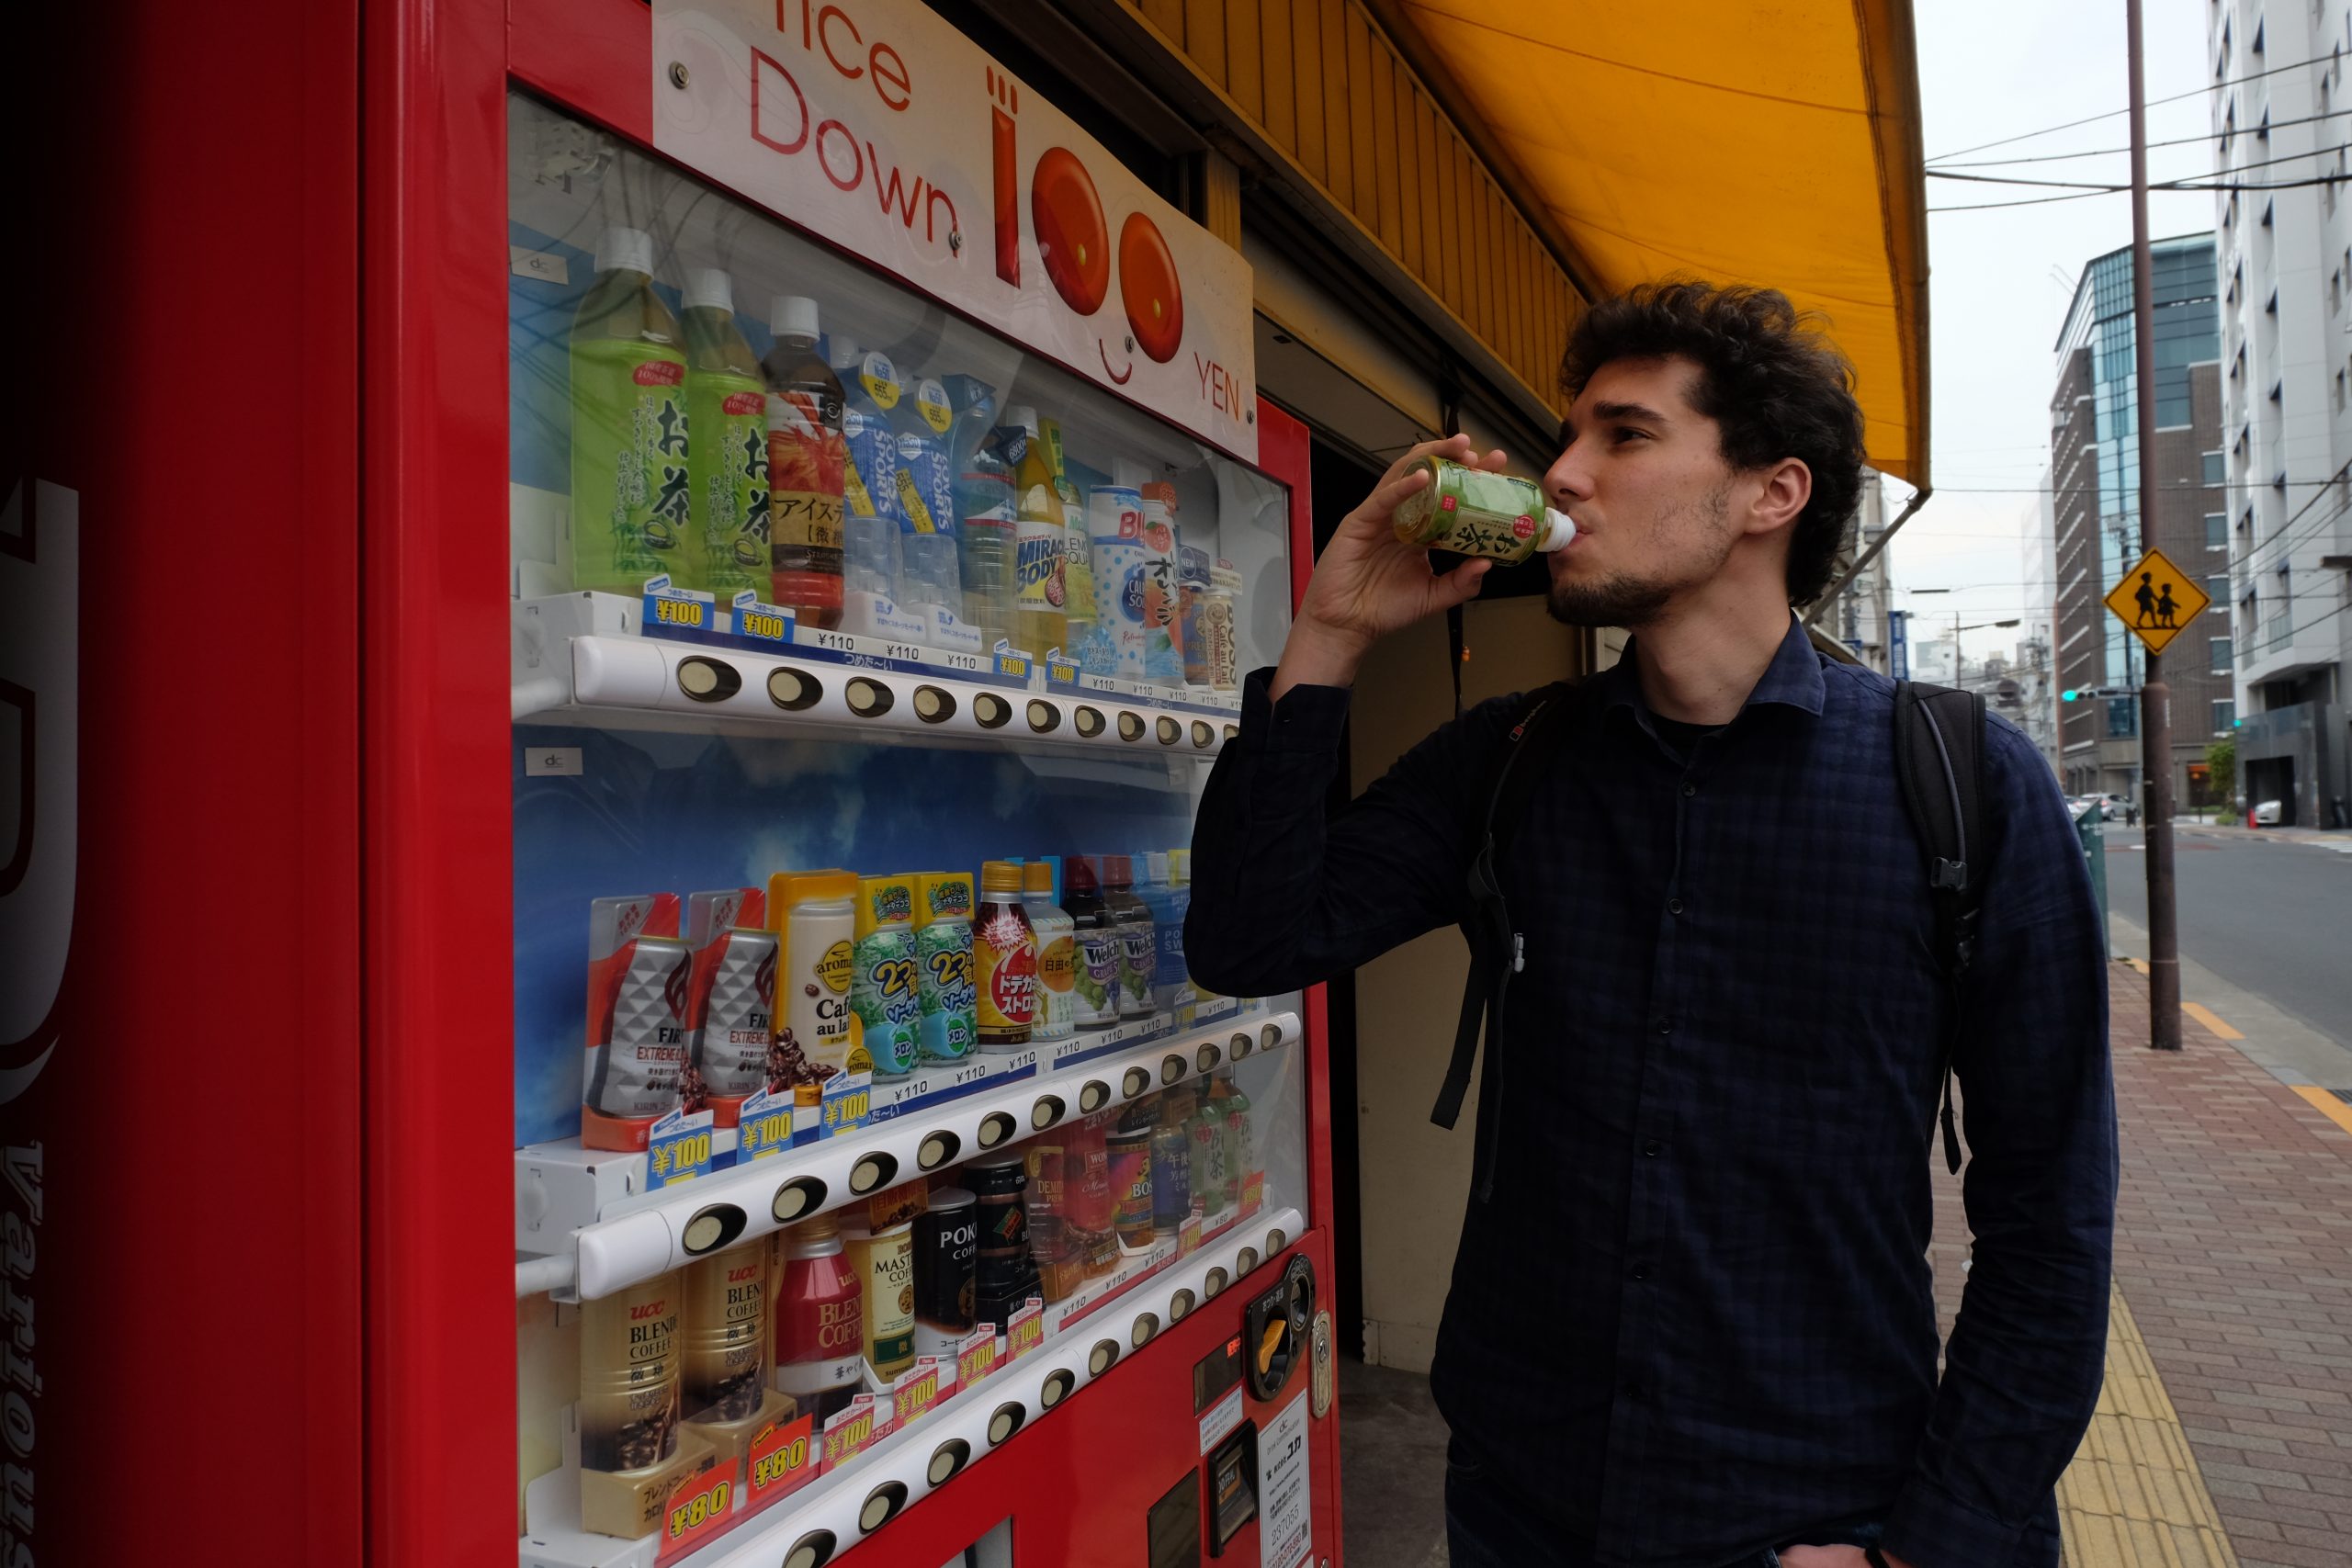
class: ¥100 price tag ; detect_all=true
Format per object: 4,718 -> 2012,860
890,1359 -> 943,1426
646,1107 -> 717,1190
735,1085 -> 795,1162
820,1396 -> 881,1472
1005,1299 -> 1046,1363
956,1325 -> 999,1388
821,1072 -> 872,1136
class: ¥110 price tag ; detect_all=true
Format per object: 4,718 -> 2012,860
1007,1048 -> 1038,1073
949,1058 -> 992,1089
646,1107 -> 717,1190
748,1410 -> 818,1502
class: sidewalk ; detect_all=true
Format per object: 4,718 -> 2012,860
1933,964 -> 2352,1568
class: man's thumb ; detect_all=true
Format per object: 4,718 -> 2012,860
1433,558 -> 1491,610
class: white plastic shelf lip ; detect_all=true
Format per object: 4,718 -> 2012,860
663,1205 -> 1309,1568
528,1009 -> 1302,1302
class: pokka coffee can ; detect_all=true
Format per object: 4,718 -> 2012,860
1390,457 -> 1575,563
680,1241 -> 769,1422
913,1187 -> 978,1358
579,1269 -> 684,1472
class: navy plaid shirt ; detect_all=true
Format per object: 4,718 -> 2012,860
1186,617 -> 2116,1568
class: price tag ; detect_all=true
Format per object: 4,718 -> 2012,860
940,649 -> 985,672
747,1410 -> 818,1503
883,640 -> 928,662
807,626 -> 859,655
956,1325 -> 999,1388
1005,1299 -> 1046,1364
882,1074 -> 933,1111
991,642 -> 1033,682
820,1396 -> 881,1472
735,1085 -> 796,1162
820,1072 -> 872,1137
646,1107 -> 717,1190
728,592 -> 795,647
1007,1047 -> 1039,1074
890,1359 -> 944,1427
1179,1211 -> 1204,1258
642,578 -> 715,635
1241,1169 -> 1265,1217
657,1466 -> 735,1562
949,1058 -> 993,1089
1046,653 -> 1081,685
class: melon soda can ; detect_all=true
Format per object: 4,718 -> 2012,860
1390,457 -> 1576,562
913,872 -> 978,1062
851,874 -> 924,1079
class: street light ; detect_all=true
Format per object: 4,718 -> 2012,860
1898,591 -> 2018,681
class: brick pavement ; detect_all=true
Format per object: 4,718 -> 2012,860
1928,963 -> 2352,1568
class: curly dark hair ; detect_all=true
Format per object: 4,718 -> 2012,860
1559,281 -> 1866,607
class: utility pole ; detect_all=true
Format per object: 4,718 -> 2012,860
2127,0 -> 2183,1050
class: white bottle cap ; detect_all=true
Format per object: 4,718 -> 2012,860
1146,851 -> 1171,884
1536,508 -> 1578,552
594,225 -> 656,279
1003,404 -> 1041,434
828,336 -> 863,372
771,295 -> 821,342
684,267 -> 733,313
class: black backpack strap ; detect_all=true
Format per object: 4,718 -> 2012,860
1892,681 -> 1988,1176
1435,681 -> 1576,1200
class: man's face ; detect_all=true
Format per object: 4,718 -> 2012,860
1541,355 -> 1742,628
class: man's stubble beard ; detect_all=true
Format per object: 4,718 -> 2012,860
1544,482 -> 1736,630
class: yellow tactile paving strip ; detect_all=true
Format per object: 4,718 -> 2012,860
2056,1287 -> 2241,1568
2288,1083 -> 2352,1140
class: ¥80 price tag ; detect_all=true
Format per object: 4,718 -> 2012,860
646,1107 -> 717,1190
748,1410 -> 818,1503
657,1468 -> 733,1562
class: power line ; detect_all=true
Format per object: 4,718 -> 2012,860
1928,158 -> 2351,195
1925,47 -> 2349,164
1934,107 -> 2350,167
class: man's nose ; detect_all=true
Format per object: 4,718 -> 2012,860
1545,442 -> 1595,504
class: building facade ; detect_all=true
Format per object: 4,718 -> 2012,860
2016,481 -> 2064,776
1826,476 -> 1897,673
2208,0 -> 2352,826
2050,234 -> 2233,807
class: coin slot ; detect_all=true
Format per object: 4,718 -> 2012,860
1074,705 -> 1105,737
1026,699 -> 1061,733
918,1131 -> 961,1170
676,657 -> 741,703
860,1480 -> 908,1532
1031,1094 -> 1066,1131
1190,720 -> 1214,749
773,1175 -> 827,1224
912,685 -> 956,722
1196,1043 -> 1220,1075
1040,1368 -> 1076,1408
1132,1312 -> 1159,1348
844,677 -> 893,717
1117,711 -> 1147,741
988,1402 -> 1026,1445
850,1153 -> 899,1194
978,1111 -> 1018,1147
1122,1066 -> 1151,1099
680,1202 -> 747,1257
781,1531 -> 836,1568
767,667 -> 823,712
928,1438 -> 971,1485
1080,1079 -> 1110,1112
1089,1339 -> 1120,1375
1155,716 -> 1182,745
1170,1288 -> 1195,1322
972,692 -> 1012,728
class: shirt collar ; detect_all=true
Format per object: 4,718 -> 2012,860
1600,614 -> 1826,723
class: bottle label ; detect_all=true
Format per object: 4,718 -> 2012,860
1070,930 -> 1121,1026
766,389 -> 846,553
1015,521 -> 1067,612
571,338 -> 692,592
1035,930 -> 1077,1037
916,921 -> 978,1061
685,377 -> 769,599
1119,925 -> 1155,1011
840,405 -> 894,523
850,931 -> 922,1075
976,906 -> 1038,1031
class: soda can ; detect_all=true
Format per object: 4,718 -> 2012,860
913,1188 -> 978,1359
851,876 -> 923,1078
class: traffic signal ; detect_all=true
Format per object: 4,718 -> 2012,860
2061,688 -> 2079,702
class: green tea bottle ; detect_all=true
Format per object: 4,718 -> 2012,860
568,226 -> 690,593
680,268 -> 768,599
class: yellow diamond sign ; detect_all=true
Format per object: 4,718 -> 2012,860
2103,547 -> 2211,656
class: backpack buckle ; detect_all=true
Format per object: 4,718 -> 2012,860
1931,857 -> 1969,894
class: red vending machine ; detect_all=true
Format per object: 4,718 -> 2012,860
374,1 -> 1338,1564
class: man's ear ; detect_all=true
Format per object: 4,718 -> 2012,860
1745,457 -> 1811,538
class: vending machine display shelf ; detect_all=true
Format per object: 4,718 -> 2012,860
513,593 -> 1245,756
516,1207 -> 1308,1568
515,1009 -> 1302,1303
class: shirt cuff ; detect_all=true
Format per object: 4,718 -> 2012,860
1881,1476 -> 2029,1568
1236,666 -> 1352,754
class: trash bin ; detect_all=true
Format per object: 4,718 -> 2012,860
2075,802 -> 2109,960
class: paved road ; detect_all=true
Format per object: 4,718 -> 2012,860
2103,826 -> 2352,1051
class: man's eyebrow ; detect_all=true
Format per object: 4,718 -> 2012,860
1586,400 -> 1669,423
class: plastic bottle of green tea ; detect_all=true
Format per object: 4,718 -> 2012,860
679,268 -> 768,599
1391,457 -> 1576,563
568,226 -> 690,594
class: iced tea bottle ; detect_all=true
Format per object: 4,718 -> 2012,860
569,226 -> 688,594
759,297 -> 846,628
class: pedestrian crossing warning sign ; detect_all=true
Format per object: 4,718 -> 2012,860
2104,547 -> 2210,655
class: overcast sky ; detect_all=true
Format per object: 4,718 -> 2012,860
1898,0 -> 2223,657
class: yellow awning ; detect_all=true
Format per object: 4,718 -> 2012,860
1379,2 -> 1931,486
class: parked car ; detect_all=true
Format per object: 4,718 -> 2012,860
2253,799 -> 2284,826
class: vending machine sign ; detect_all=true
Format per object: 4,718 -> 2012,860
650,0 -> 1259,459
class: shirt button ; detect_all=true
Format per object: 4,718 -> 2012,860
1668,897 -> 1684,916
1656,1019 -> 1673,1035
1682,782 -> 1697,797
1630,1266 -> 1650,1281
1643,1140 -> 1664,1157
